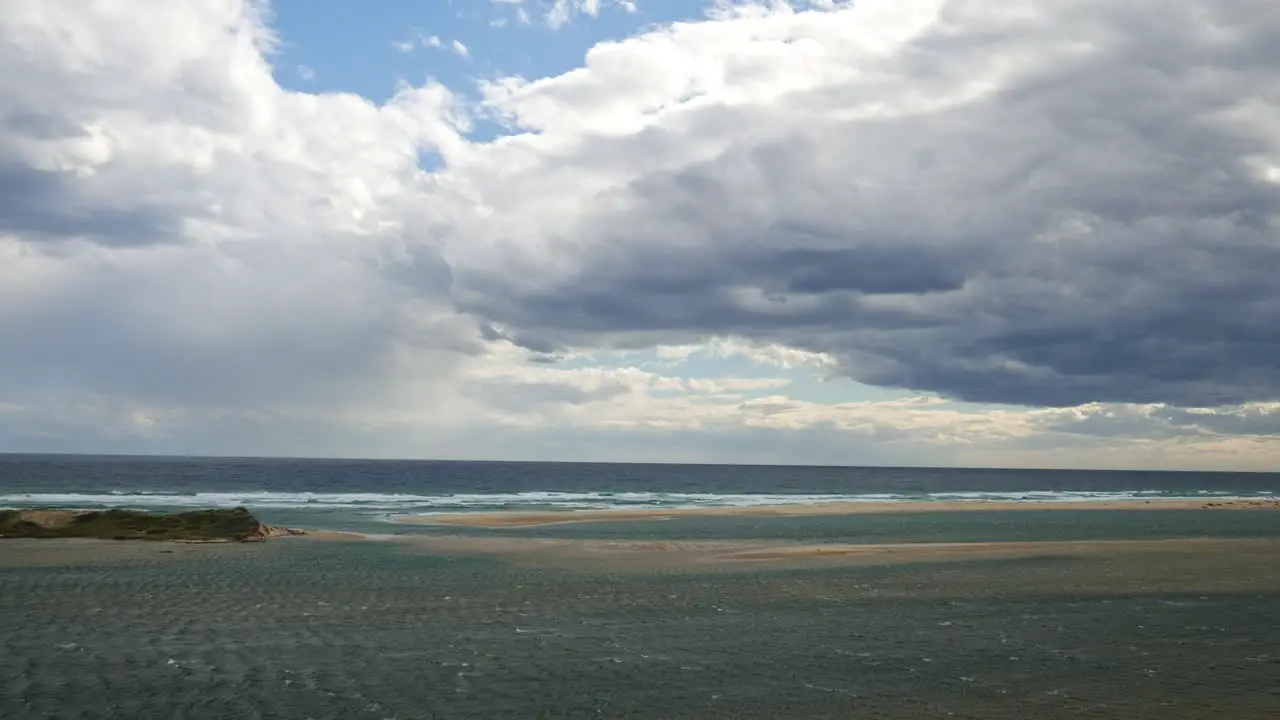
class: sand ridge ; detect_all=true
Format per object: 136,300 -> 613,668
390,534 -> 1280,572
396,498 -> 1280,529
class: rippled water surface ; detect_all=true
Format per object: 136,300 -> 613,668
3,535 -> 1279,719
4,456 -> 1280,717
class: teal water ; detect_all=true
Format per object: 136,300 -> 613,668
4,456 -> 1280,718
3,519 -> 1280,719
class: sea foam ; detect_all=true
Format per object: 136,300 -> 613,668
0,488 -> 1268,515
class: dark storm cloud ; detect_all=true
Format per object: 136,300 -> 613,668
774,246 -> 966,296
452,0 -> 1280,408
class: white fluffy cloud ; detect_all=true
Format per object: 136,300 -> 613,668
0,0 -> 477,431
492,0 -> 639,29
1,0 -> 1278,467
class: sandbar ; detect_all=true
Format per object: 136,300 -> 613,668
404,534 -> 1280,565
296,529 -> 368,541
396,535 -> 1280,593
396,498 -> 1280,528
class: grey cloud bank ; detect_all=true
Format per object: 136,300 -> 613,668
448,0 -> 1280,408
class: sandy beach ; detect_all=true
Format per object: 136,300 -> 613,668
397,497 -> 1280,528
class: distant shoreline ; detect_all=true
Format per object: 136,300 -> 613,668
397,498 -> 1280,528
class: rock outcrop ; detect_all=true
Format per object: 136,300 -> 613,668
0,507 -> 305,542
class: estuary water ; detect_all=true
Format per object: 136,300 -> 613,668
2,455 -> 1279,718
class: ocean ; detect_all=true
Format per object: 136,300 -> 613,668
2,455 -> 1279,719
2,454 -> 1278,531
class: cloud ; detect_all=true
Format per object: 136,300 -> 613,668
546,0 -> 638,29
394,33 -> 468,60
1,0 -> 1278,466
0,0 -> 481,437
488,0 -> 639,30
392,30 -> 454,54
497,2 -> 532,28
443,0 -> 1280,409
449,364 -> 1280,469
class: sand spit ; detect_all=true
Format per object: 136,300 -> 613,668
398,534 -> 1280,573
5,524 -> 1279,596
399,498 -> 1280,528
296,529 -> 369,541
0,507 -> 305,543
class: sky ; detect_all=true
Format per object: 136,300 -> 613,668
1,0 -> 1278,469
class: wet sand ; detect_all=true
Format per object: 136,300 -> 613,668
296,529 -> 368,541
399,534 -> 1280,575
398,498 -> 1280,528
7,533 -> 1280,601
12,530 -> 1280,579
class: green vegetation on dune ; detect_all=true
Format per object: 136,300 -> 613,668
0,507 -> 302,542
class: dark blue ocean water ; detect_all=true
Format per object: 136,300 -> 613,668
2,454 -> 1277,530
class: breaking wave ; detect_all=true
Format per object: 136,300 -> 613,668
0,488 -> 1270,515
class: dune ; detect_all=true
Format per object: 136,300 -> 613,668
0,507 -> 305,543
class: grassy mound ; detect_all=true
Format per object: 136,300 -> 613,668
0,507 -> 302,542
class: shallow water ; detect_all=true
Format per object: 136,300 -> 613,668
389,507 -> 1280,543
3,534 -> 1279,719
